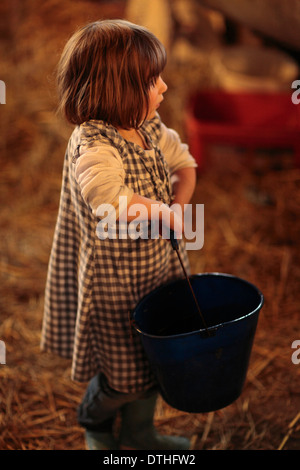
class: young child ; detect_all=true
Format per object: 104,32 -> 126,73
41,19 -> 197,450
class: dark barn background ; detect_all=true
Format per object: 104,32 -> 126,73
0,0 -> 299,450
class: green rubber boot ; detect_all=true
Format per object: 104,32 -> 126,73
119,394 -> 190,450
84,416 -> 117,450
85,430 -> 117,450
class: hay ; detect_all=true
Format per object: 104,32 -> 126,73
0,0 -> 299,451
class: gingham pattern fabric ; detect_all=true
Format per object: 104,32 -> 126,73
41,114 -> 191,393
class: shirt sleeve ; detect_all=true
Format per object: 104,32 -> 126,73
74,144 -> 134,220
159,122 -> 197,174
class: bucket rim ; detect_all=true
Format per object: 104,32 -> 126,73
133,272 -> 264,339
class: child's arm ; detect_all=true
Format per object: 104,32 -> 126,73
169,167 -> 197,234
159,122 -> 197,179
121,164 -> 197,236
170,167 -> 197,210
158,121 -> 197,222
75,145 -> 182,236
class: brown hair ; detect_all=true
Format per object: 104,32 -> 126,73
56,19 -> 167,128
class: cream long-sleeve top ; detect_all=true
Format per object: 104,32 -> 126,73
75,121 -> 197,221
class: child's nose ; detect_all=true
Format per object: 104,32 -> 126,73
159,77 -> 168,93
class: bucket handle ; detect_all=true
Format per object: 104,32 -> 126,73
170,230 -> 212,337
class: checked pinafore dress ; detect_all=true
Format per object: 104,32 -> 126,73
41,114 -> 190,393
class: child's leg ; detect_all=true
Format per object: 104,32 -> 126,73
77,373 -> 157,450
78,375 -> 189,450
119,393 -> 190,450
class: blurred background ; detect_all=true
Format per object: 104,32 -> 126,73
0,0 -> 299,450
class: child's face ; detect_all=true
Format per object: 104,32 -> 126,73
147,76 -> 168,119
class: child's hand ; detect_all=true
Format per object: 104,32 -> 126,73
119,194 -> 183,240
170,203 -> 184,237
152,203 -> 183,240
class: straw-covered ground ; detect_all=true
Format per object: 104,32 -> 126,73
0,0 -> 299,451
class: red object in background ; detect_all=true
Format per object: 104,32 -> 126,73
184,90 -> 300,172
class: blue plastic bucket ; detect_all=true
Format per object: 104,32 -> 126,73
133,273 -> 264,413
